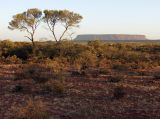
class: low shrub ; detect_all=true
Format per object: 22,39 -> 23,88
43,79 -> 65,95
137,61 -> 151,69
44,58 -> 66,73
99,68 -> 110,75
7,45 -> 32,60
10,85 -> 23,93
112,63 -> 129,71
15,98 -> 47,119
14,71 -> 26,81
71,70 -> 82,76
97,59 -> 111,68
24,64 -> 53,84
63,105 -> 96,118
53,72 -> 66,81
108,74 -> 124,83
153,72 -> 160,80
6,55 -> 22,64
113,87 -> 126,99
76,50 -> 97,70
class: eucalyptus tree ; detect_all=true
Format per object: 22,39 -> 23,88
8,8 -> 42,48
43,10 -> 83,42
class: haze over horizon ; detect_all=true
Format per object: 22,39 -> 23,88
0,0 -> 160,41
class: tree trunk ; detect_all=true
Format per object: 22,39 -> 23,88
31,36 -> 36,55
59,28 -> 68,41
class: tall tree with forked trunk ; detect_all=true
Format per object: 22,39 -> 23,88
8,8 -> 42,48
43,10 -> 83,42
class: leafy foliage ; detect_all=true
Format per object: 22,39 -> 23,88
8,8 -> 42,47
43,9 -> 83,42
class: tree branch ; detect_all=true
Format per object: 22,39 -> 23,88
24,36 -> 32,41
59,26 -> 68,41
47,21 -> 58,42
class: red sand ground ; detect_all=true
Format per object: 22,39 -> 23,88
0,65 -> 160,119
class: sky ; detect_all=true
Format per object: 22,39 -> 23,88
0,0 -> 160,41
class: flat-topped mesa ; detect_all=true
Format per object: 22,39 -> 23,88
75,34 -> 147,41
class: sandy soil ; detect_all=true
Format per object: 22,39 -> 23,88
0,64 -> 160,119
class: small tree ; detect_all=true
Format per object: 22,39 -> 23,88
43,10 -> 83,42
8,8 -> 42,48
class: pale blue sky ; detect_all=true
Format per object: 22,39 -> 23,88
0,0 -> 160,41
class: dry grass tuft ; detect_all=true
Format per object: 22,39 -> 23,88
15,98 -> 47,119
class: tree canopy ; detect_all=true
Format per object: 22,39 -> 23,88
43,10 -> 83,42
8,8 -> 42,47
9,8 -> 83,43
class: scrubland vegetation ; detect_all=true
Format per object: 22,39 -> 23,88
0,40 -> 160,119
0,40 -> 160,68
0,6 -> 160,119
